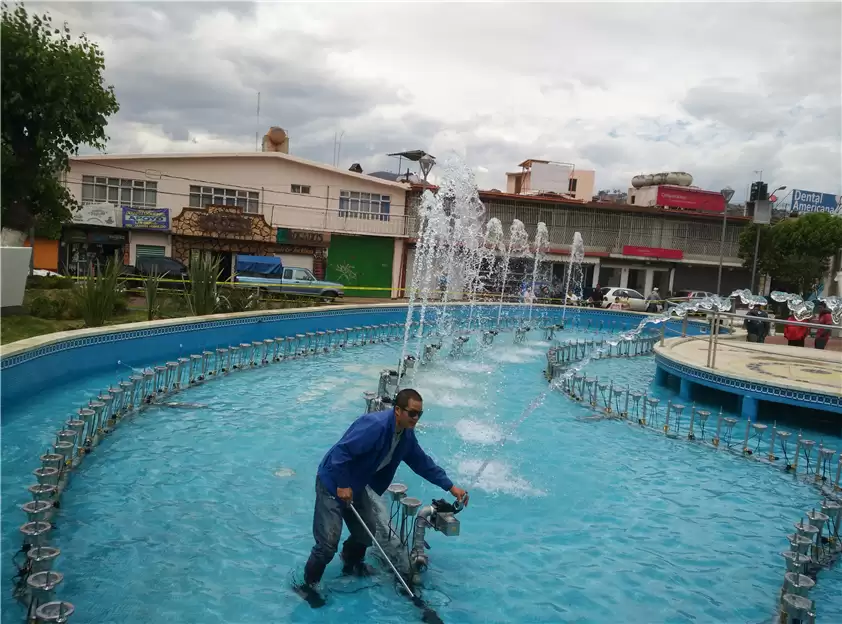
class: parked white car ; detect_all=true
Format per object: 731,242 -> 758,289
599,287 -> 648,312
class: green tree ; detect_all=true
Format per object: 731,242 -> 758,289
1,2 -> 119,238
739,212 -> 842,295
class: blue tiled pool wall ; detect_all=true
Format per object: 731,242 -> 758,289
0,305 -> 710,409
656,353 -> 842,414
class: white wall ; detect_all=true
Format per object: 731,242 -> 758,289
391,239 -> 404,298
627,186 -> 658,207
0,247 -> 32,309
274,253 -> 314,271
66,154 -> 409,237
405,247 -> 416,293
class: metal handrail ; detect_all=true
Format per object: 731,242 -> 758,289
692,309 -> 839,371
705,310 -> 839,331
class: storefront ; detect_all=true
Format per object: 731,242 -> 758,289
275,228 -> 330,279
60,203 -> 129,275
171,204 -> 278,281
122,206 -> 171,264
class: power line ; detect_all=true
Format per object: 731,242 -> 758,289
62,176 -> 409,218
70,158 -> 408,205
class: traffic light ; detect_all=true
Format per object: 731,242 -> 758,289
749,181 -> 768,202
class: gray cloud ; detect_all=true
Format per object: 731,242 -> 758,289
30,1 -> 842,201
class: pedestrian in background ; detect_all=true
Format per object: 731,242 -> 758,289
744,305 -> 769,343
814,303 -> 833,350
783,313 -> 808,347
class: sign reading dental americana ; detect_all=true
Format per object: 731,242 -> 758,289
791,189 -> 841,215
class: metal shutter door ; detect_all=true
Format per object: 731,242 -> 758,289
136,245 -> 166,258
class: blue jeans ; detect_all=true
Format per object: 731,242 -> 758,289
304,477 -> 378,584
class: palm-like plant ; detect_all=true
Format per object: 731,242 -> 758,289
144,269 -> 162,321
74,256 -> 123,327
185,253 -> 221,316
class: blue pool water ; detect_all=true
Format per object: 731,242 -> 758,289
3,327 -> 841,623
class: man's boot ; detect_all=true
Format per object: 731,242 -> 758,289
340,541 -> 373,577
294,557 -> 327,608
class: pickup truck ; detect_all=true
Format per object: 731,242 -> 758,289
233,255 -> 345,301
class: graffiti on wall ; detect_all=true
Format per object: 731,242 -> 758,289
333,262 -> 358,284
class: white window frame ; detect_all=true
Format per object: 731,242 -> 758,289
338,190 -> 391,221
81,176 -> 158,208
189,185 -> 259,214
291,184 -> 311,195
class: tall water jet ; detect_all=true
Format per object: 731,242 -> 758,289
467,218 -> 503,330
397,158 -> 488,381
561,232 -> 585,324
496,219 -> 529,327
527,222 -> 550,322
399,188 -> 441,378
431,160 -> 487,338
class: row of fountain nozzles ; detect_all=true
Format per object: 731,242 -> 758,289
779,500 -> 842,624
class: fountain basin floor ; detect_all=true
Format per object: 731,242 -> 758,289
2,331 -> 842,623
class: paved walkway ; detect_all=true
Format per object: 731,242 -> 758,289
655,335 -> 842,398
762,334 -> 841,352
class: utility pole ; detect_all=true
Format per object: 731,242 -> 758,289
255,91 -> 261,151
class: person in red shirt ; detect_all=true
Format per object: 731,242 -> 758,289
814,303 -> 833,350
783,314 -> 809,347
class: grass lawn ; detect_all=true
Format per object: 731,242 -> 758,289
1,310 -> 149,345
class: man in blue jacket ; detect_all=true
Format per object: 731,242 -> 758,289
297,388 -> 468,603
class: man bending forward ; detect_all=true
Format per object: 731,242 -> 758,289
297,388 -> 468,603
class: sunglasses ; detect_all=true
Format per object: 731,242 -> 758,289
401,408 -> 423,419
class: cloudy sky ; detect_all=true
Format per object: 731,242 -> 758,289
34,1 -> 841,201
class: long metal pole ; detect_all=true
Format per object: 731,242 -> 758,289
749,226 -> 761,293
715,209 -> 727,295
710,313 -> 721,369
348,502 -> 416,599
706,313 -> 715,368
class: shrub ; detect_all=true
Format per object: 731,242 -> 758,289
28,295 -> 62,319
26,275 -> 74,290
73,257 -> 124,327
113,294 -> 129,316
219,285 -> 259,313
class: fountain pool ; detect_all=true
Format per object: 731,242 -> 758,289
3,312 -> 841,623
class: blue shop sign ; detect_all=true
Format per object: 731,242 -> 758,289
122,206 -> 170,230
791,189 -> 841,215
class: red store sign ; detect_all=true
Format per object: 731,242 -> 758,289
656,186 -> 725,213
622,245 -> 684,260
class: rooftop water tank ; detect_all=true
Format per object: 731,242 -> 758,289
631,172 -> 693,188
262,127 -> 289,153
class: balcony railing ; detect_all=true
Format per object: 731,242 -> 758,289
264,204 -> 410,238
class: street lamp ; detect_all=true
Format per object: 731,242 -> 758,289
749,184 -> 786,292
419,153 -> 435,184
715,186 -> 735,295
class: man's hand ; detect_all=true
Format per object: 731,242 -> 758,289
449,486 -> 469,507
337,487 -> 353,503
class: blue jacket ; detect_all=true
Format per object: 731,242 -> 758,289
317,409 -> 454,497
